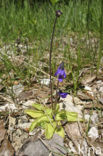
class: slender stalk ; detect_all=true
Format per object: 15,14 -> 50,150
49,16 -> 57,109
49,10 -> 62,109
55,80 -> 59,104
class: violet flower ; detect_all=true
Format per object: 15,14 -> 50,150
54,62 -> 66,82
59,91 -> 68,98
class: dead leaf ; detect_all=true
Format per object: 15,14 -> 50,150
77,90 -> 93,101
99,98 -> 103,105
81,75 -> 96,85
91,141 -> 103,154
0,138 -> 15,156
0,120 -> 6,144
65,123 -> 83,141
65,123 -> 83,152
0,85 -> 4,91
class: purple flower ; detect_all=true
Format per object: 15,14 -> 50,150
54,62 -> 66,82
59,91 -> 68,98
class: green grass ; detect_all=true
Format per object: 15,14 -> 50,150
0,0 -> 101,42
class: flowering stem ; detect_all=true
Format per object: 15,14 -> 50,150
49,10 -> 62,109
55,80 -> 59,104
49,16 -> 57,109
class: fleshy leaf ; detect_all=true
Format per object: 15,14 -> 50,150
55,126 -> 65,138
40,121 -> 47,129
45,122 -> 56,139
30,119 -> 38,131
25,109 -> 43,118
55,110 -> 67,121
44,108 -> 53,116
32,103 -> 45,111
29,115 -> 53,132
55,104 -> 60,113
66,112 -> 79,121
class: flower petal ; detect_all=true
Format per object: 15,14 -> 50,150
54,62 -> 66,82
58,75 -> 63,82
54,70 -> 58,76
59,92 -> 68,98
54,68 -> 62,76
63,71 -> 66,78
59,70 -> 64,76
58,62 -> 64,70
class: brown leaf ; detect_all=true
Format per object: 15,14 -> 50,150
0,120 -> 6,144
65,123 -> 83,152
92,141 -> 103,154
0,85 -> 4,91
0,138 -> 15,156
77,90 -> 93,101
81,75 -> 96,85
65,123 -> 83,141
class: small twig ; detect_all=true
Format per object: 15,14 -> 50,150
39,137 -> 52,152
24,61 -> 52,78
0,94 -> 14,104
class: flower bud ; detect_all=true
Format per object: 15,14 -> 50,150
56,10 -> 62,17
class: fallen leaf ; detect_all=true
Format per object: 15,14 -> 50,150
99,98 -> 103,105
65,123 -> 83,153
81,75 -> 96,85
65,123 -> 83,141
77,90 -> 93,101
0,120 -> 6,144
0,85 -> 4,91
0,138 -> 15,156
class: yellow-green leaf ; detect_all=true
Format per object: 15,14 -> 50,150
30,115 -> 53,132
55,104 -> 60,113
32,103 -> 45,111
25,109 -> 43,118
44,108 -> 53,116
66,111 -> 79,121
30,119 -> 38,131
45,123 -> 55,139
55,126 -> 65,138
55,110 -> 67,121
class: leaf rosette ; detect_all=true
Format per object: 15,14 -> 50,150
25,103 -> 82,139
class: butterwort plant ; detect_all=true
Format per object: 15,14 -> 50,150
25,10 -> 82,140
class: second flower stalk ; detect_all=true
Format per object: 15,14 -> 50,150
49,10 -> 67,110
